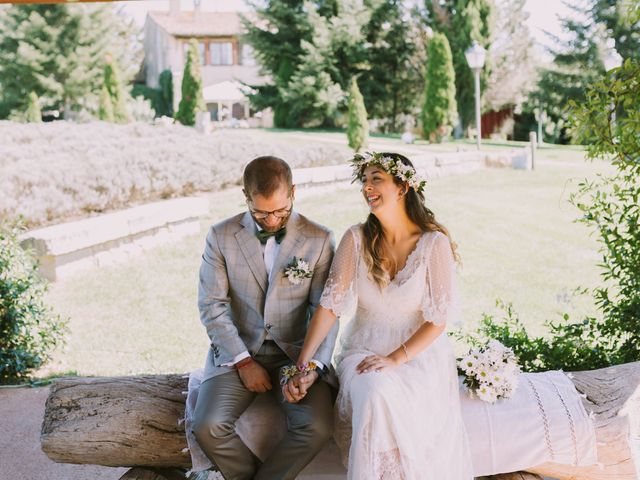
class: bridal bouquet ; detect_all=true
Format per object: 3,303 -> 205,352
458,340 -> 521,404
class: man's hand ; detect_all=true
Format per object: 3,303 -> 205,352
237,359 -> 272,392
282,370 -> 319,403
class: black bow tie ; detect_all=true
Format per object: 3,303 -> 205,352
256,227 -> 286,245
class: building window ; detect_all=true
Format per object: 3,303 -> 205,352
241,44 -> 256,66
182,41 -> 205,65
210,42 -> 233,66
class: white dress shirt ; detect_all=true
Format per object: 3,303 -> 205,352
223,224 -> 324,370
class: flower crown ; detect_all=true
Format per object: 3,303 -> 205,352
349,152 -> 427,194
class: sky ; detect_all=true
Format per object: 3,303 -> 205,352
118,0 -> 578,56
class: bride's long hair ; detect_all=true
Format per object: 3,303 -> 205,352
359,153 -> 458,289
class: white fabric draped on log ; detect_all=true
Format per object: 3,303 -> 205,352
184,368 -> 598,476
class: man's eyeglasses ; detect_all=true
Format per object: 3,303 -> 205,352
247,199 -> 293,219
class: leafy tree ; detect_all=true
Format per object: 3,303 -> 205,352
25,91 -> 42,123
458,59 -> 640,371
175,39 -> 206,126
426,0 -> 493,131
590,0 -> 640,61
422,32 -> 457,142
347,77 -> 368,151
1,220 -> 67,384
483,0 -> 536,112
0,4 -> 141,119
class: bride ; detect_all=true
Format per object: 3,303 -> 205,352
283,152 -> 474,479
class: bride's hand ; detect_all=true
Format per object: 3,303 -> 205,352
282,371 -> 319,403
356,354 -> 399,374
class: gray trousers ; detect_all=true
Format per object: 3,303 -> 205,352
192,341 -> 334,480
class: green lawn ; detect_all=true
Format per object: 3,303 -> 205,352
41,144 -> 610,378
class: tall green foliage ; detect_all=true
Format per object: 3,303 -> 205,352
0,4 -> 141,119
347,78 -> 368,151
458,60 -> 640,371
244,0 -> 425,129
175,39 -> 206,126
426,0 -> 493,131
242,0 -> 314,127
357,0 -> 426,132
102,56 -> 130,123
1,221 -> 67,384
25,92 -> 42,123
529,2 -> 605,144
422,33 -> 457,142
99,85 -> 115,122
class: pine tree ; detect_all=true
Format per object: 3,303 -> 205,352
25,92 -> 42,123
422,33 -> 457,142
529,1 -> 605,143
175,39 -> 206,126
103,56 -> 130,123
347,77 -> 369,151
426,0 -> 493,131
0,4 -> 141,119
242,0 -> 314,127
358,0 -> 427,132
99,85 -> 115,122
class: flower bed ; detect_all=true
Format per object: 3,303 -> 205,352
0,121 -> 348,228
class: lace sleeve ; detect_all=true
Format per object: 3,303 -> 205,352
422,232 -> 461,326
319,226 -> 359,317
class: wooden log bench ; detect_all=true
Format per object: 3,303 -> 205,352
41,362 -> 640,480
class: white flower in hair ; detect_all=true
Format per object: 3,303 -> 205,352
349,151 -> 427,193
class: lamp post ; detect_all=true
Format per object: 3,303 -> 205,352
465,41 -> 487,150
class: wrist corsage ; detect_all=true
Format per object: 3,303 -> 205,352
284,257 -> 313,285
279,361 -> 318,386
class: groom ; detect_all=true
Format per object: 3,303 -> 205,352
192,156 -> 339,480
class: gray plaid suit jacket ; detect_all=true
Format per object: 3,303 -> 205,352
198,210 -> 339,383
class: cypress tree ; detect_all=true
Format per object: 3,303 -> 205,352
175,39 -> 206,126
347,77 -> 369,152
25,92 -> 42,123
103,56 -> 130,123
99,85 -> 115,122
422,33 -> 457,142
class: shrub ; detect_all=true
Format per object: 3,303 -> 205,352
0,220 -> 67,384
0,121 -> 349,228
346,77 -> 369,152
422,33 -> 457,143
175,40 -> 206,126
26,92 -> 42,123
457,59 -> 640,371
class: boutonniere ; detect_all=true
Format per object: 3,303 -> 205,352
284,257 -> 313,285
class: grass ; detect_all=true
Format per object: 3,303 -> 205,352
39,141 -> 610,378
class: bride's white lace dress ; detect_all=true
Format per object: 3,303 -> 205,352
319,225 -> 474,480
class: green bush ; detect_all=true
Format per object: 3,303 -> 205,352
453,300 -> 613,373
422,33 -> 457,143
175,39 -> 206,126
346,77 -> 368,152
457,59 -> 640,372
0,220 -> 67,384
25,92 -> 42,123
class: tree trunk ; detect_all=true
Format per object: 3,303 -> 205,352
41,364 -> 640,479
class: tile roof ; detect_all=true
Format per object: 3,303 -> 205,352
148,11 -> 257,37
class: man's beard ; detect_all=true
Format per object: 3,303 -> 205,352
253,212 -> 291,233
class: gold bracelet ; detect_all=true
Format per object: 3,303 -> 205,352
401,343 -> 409,362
